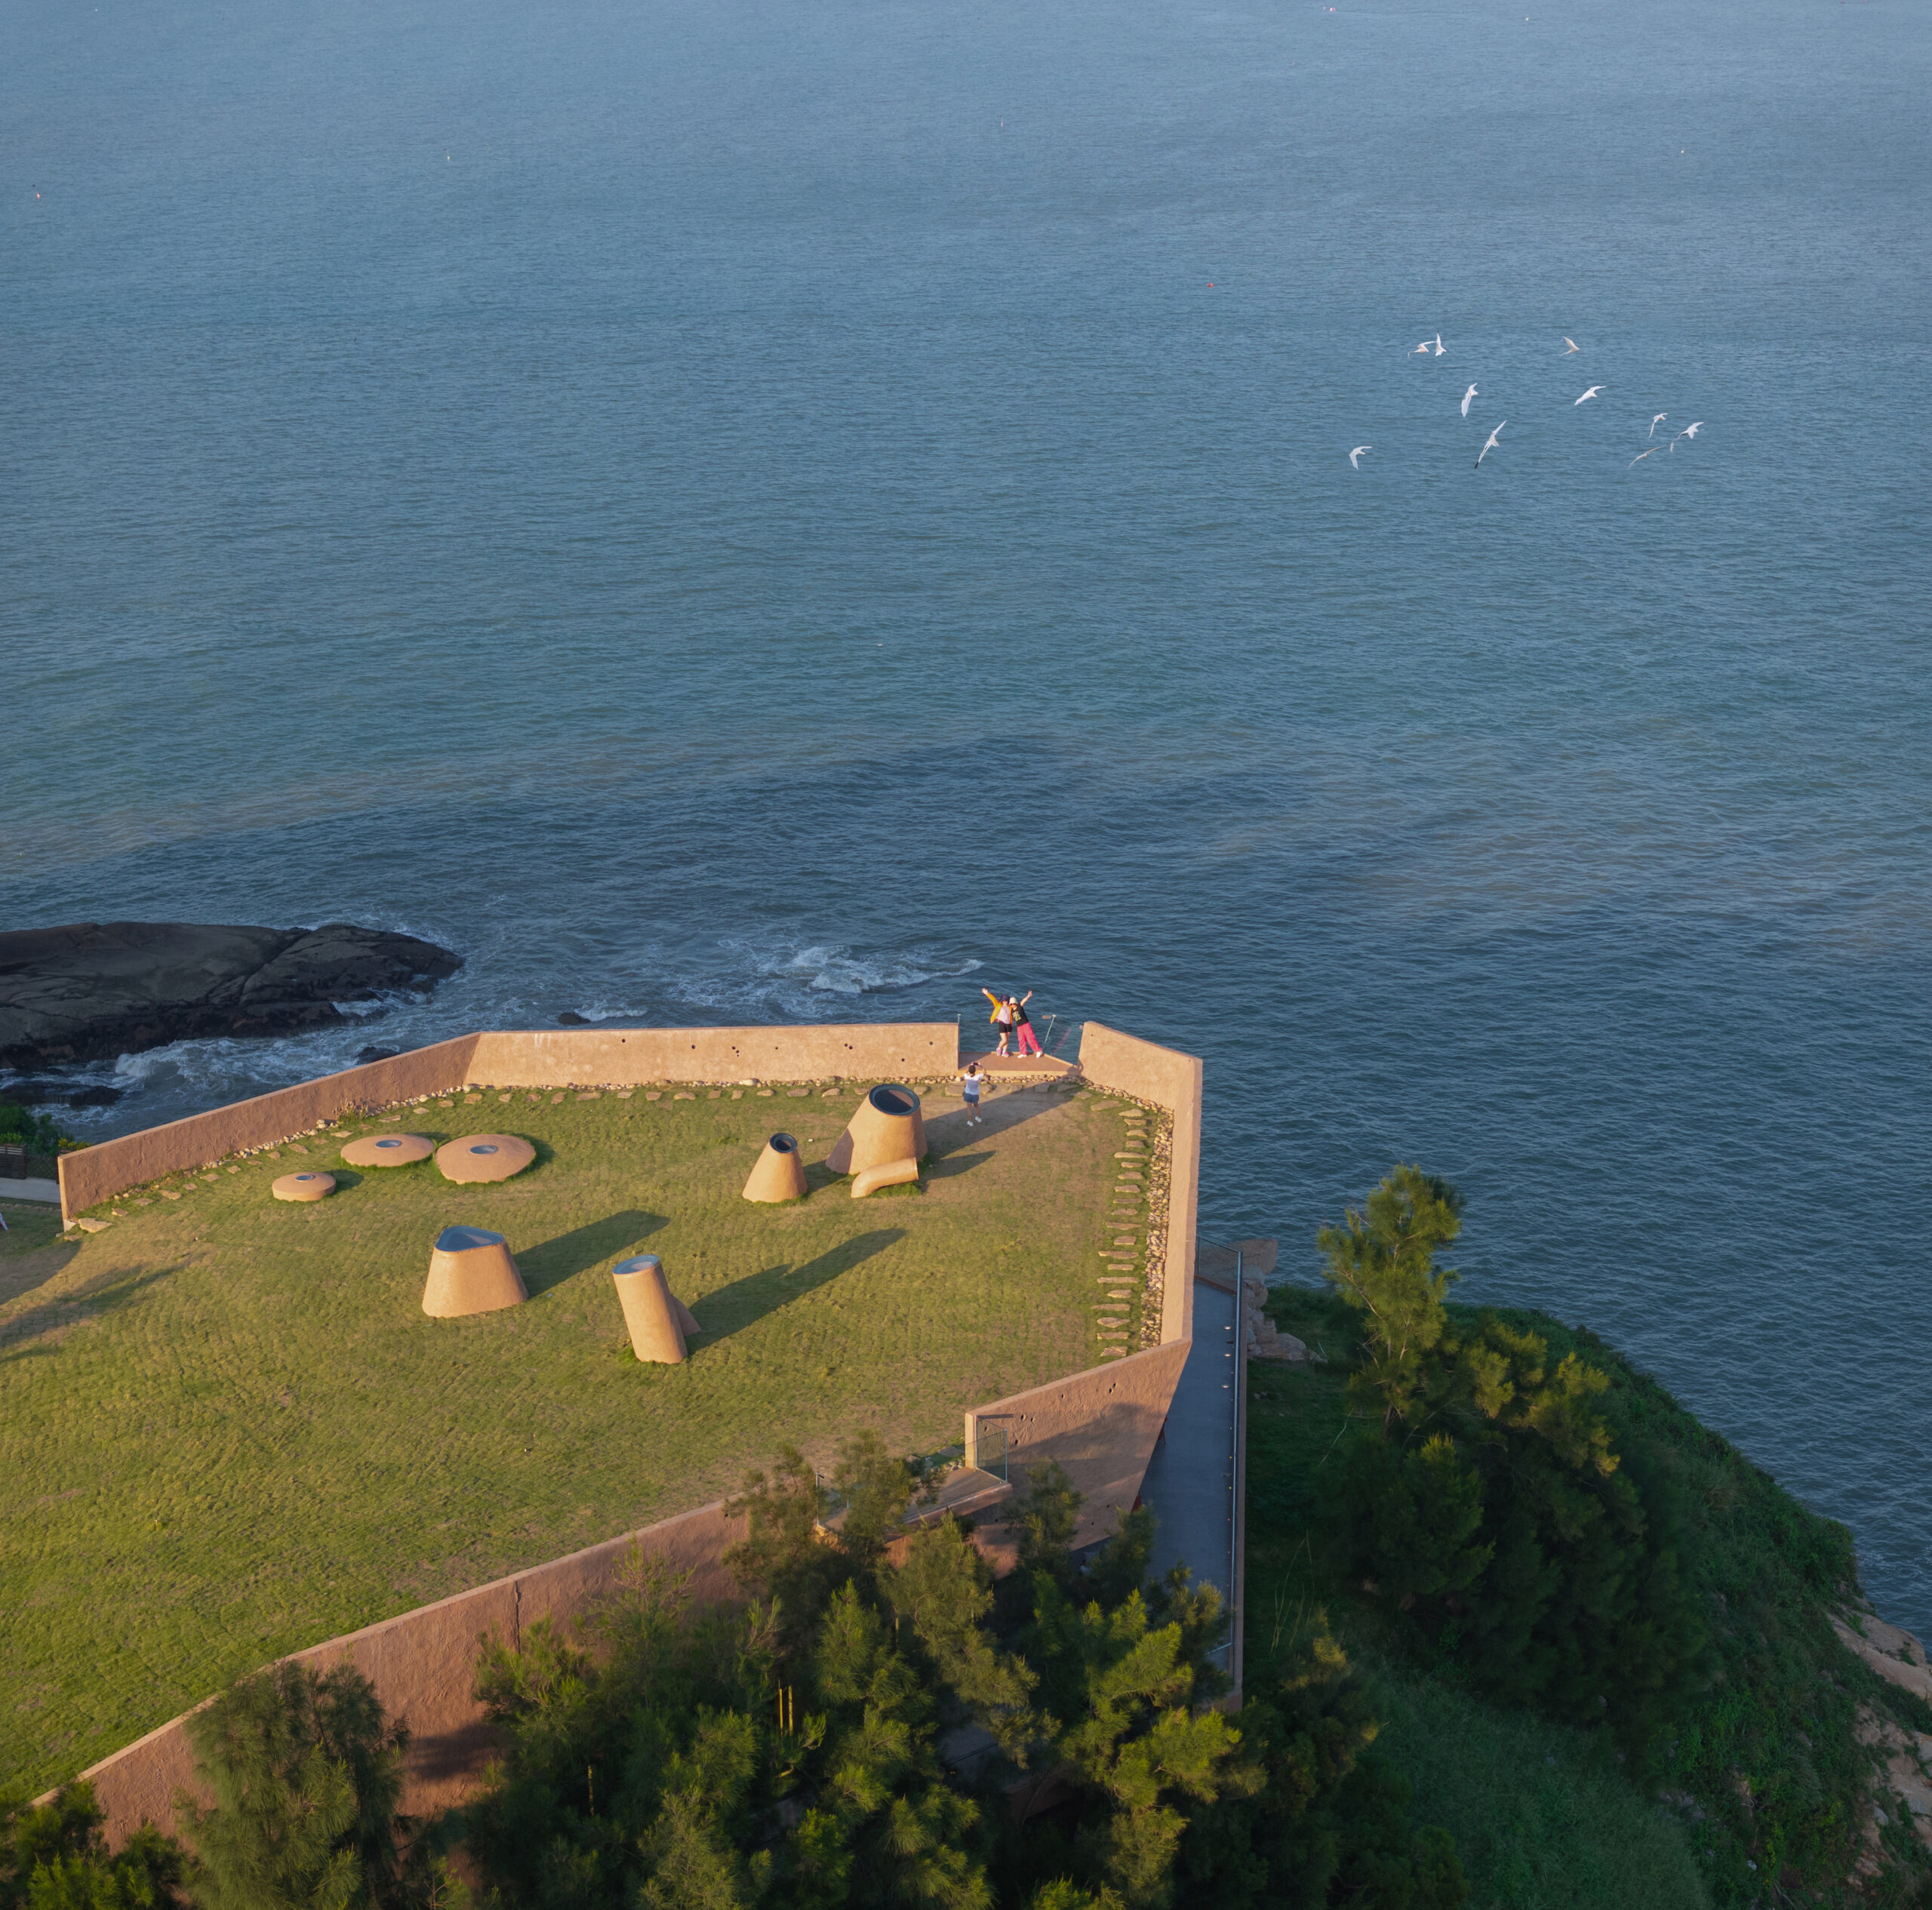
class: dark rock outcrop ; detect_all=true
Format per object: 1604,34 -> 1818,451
0,921 -> 463,1069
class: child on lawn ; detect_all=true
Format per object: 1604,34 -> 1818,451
961,1061 -> 985,1124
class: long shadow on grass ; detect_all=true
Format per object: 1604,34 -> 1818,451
924,1087 -> 1069,1164
0,1261 -> 186,1359
0,1237 -> 80,1308
691,1229 -> 905,1341
519,1210 -> 666,1297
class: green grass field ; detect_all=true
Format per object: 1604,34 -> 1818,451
0,1075 -> 1153,1794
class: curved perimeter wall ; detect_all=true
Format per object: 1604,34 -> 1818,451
58,1024 -> 959,1223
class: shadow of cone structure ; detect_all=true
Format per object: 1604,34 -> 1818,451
423,1225 -> 528,1317
612,1254 -> 689,1363
825,1084 -> 925,1176
743,1133 -> 808,1203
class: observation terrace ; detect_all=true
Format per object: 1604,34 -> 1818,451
2,1021 -> 1203,1834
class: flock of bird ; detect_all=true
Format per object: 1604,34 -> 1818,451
1346,334 -> 1703,474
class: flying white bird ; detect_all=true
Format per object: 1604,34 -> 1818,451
1433,334 -> 1445,356
1671,421 -> 1703,448
1461,383 -> 1478,417
1349,445 -> 1371,469
1475,421 -> 1506,469
1414,340 -> 1432,354
1648,414 -> 1667,438
1562,337 -> 1580,354
1629,448 -> 1658,467
1575,386 -> 1604,405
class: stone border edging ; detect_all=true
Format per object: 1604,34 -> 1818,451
1072,1022 -> 1201,1348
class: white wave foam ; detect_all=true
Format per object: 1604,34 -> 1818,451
668,937 -> 983,1016
771,944 -> 981,996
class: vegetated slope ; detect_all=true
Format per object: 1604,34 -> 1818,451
0,1076 -> 1126,1796
1247,1287 -> 1932,1909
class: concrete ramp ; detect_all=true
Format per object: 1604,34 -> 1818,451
1137,1272 -> 1244,1692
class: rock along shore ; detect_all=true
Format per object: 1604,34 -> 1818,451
0,921 -> 463,1070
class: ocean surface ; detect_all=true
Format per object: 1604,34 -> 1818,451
5,0 -> 1929,1632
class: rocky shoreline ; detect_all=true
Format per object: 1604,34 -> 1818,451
0,921 -> 462,1075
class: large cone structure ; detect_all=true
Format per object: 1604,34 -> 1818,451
612,1253 -> 693,1363
825,1084 -> 925,1176
743,1133 -> 808,1203
423,1225 -> 528,1317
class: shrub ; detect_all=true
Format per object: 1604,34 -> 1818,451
0,1782 -> 186,1910
0,1100 -> 70,1162
460,1434 -> 1459,1909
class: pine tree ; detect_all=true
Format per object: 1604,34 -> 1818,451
179,1662 -> 408,1910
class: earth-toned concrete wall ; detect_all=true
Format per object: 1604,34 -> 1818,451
466,1024 -> 959,1089
56,1036 -> 481,1224
56,1024 -> 961,1224
1073,1022 -> 1202,1346
965,1340 -> 1193,1551
73,1499 -> 746,1848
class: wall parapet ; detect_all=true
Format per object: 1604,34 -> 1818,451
57,1023 -> 961,1224
1072,1022 -> 1201,1347
64,1499 -> 747,1848
57,1036 -> 482,1223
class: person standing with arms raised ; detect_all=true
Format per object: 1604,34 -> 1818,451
1010,991 -> 1043,1056
982,986 -> 1015,1055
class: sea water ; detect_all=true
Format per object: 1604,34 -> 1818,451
4,0 -> 1929,1631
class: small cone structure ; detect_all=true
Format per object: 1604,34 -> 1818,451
851,1158 -> 920,1198
272,1170 -> 335,1202
613,1254 -> 689,1364
825,1084 -> 925,1176
343,1133 -> 433,1167
743,1133 -> 808,1203
423,1225 -> 528,1317
435,1133 -> 536,1184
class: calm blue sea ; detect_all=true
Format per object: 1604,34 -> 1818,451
5,0 -> 1929,1632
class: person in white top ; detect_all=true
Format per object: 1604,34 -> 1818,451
982,988 -> 1015,1055
960,1061 -> 986,1125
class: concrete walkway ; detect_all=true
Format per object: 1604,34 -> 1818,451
1137,1275 -> 1243,1687
0,1179 -> 63,1207
958,1051 -> 1078,1079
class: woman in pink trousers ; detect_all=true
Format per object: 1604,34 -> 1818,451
1011,992 -> 1043,1055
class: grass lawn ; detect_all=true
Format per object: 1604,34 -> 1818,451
1,1075 -> 1158,1794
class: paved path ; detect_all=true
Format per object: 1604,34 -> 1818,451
958,1051 -> 1077,1078
0,1179 -> 62,1206
1138,1276 -> 1242,1683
